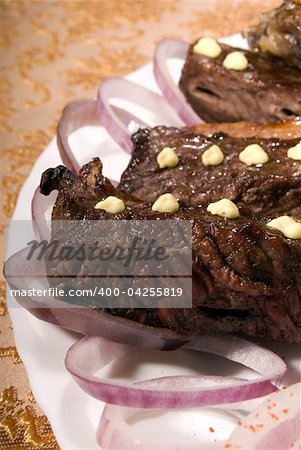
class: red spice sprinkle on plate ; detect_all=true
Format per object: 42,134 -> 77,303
209,426 -> 215,433
283,408 -> 289,414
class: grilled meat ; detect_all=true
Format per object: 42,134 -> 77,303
119,126 -> 301,217
40,158 -> 301,343
246,0 -> 301,70
179,42 -> 301,123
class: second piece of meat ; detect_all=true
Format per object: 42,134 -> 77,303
179,42 -> 301,123
119,126 -> 301,217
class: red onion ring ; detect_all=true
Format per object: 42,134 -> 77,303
4,246 -> 192,350
97,77 -> 184,153
153,39 -> 200,125
56,99 -> 124,185
65,335 -> 286,408
56,78 -> 189,178
97,381 -> 300,450
56,99 -> 131,186
57,100 -> 100,173
97,380 -> 237,450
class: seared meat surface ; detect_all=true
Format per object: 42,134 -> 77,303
40,158 -> 301,343
246,0 -> 301,70
179,42 -> 301,123
119,126 -> 301,217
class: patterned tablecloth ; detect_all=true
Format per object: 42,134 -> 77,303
0,1 -> 280,448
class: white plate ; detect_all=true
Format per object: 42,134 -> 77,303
7,34 -> 301,450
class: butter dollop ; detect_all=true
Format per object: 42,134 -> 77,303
287,142 -> 301,161
223,51 -> 248,71
207,198 -> 240,219
193,37 -> 222,58
202,144 -> 224,166
239,144 -> 269,166
157,147 -> 179,169
152,193 -> 179,213
266,216 -> 301,239
94,196 -> 125,214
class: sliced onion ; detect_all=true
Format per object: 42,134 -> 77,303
31,186 -> 57,240
56,99 -> 119,186
153,39 -> 200,125
97,380 -> 238,450
57,77 -> 188,176
57,100 -> 100,173
97,77 -> 184,153
4,247 -> 192,350
96,382 -> 300,450
65,334 -> 286,408
227,382 -> 300,450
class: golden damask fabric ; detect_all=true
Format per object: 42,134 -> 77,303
0,1 -> 280,448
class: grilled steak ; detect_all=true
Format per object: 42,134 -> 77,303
119,126 -> 301,217
40,158 -> 301,343
179,42 -> 301,123
246,0 -> 301,70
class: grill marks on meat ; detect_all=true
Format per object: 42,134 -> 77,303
40,158 -> 301,342
179,43 -> 301,123
118,126 -> 301,217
